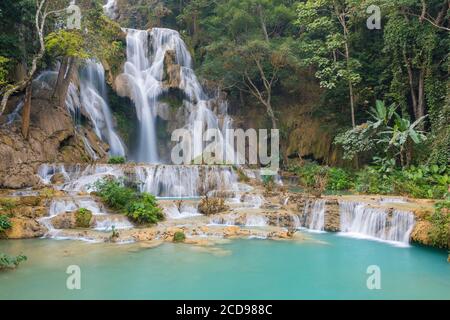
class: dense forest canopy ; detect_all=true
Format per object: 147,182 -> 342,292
0,0 -> 448,169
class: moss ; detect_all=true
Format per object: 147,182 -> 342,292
159,93 -> 184,110
0,198 -> 17,214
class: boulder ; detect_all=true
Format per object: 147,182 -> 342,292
50,173 -> 67,185
4,217 -> 46,239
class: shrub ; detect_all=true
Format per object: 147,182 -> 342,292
428,199 -> 450,249
125,193 -> 164,225
0,214 -> 12,234
93,178 -> 136,210
354,168 -> 394,194
75,208 -> 93,228
108,156 -> 126,164
198,197 -> 229,215
173,231 -> 186,243
327,168 -> 353,191
0,254 -> 27,270
93,178 -> 164,225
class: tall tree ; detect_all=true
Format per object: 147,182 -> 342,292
297,0 -> 362,128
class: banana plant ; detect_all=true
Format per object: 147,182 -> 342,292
368,100 -> 397,129
379,114 -> 428,167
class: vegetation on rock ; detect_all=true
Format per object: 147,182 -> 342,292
0,253 -> 27,270
75,208 -> 93,228
93,177 -> 164,225
108,156 -> 126,164
428,197 -> 450,249
0,213 -> 12,235
198,196 -> 229,215
173,231 -> 186,243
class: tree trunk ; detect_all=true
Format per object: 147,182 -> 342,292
52,57 -> 69,100
257,4 -> 269,42
21,84 -> 32,140
54,57 -> 77,109
404,51 -> 419,119
264,100 -> 277,130
417,68 -> 426,122
348,79 -> 356,128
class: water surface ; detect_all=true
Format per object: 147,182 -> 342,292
0,233 -> 449,299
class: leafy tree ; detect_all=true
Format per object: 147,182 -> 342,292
296,0 -> 364,128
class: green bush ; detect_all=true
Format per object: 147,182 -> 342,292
108,156 -> 126,164
93,178 -> 136,210
93,178 -> 164,225
173,231 -> 186,243
0,254 -> 27,270
289,163 -> 353,191
355,168 -> 394,194
428,199 -> 450,249
327,167 -> 353,191
290,162 -> 448,199
75,208 -> 93,228
125,193 -> 164,225
0,214 -> 12,234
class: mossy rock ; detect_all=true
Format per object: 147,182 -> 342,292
75,208 -> 93,228
173,231 -> 186,243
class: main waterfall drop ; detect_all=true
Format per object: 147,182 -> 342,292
119,27 -> 235,164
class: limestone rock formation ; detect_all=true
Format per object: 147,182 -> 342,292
0,97 -> 108,189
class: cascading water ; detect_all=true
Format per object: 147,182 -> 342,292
39,196 -> 133,240
121,27 -> 236,164
38,163 -> 240,198
339,201 -> 415,246
300,199 -> 326,232
79,61 -> 126,157
103,0 -> 118,19
32,62 -> 125,158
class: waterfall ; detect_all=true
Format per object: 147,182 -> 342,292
122,29 -> 159,162
301,199 -> 326,232
339,202 -> 415,246
79,61 -> 126,157
31,63 -> 125,158
38,163 -> 239,197
163,203 -> 201,219
245,215 -> 268,227
103,0 -> 118,19
39,196 -> 133,239
121,27 -> 236,164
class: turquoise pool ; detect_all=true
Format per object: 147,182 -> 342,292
0,233 -> 449,299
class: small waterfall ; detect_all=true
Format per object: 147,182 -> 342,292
31,63 -> 125,157
103,0 -> 118,19
245,215 -> 268,227
163,203 -> 201,219
79,61 -> 126,157
301,199 -> 326,231
339,202 -> 415,245
387,210 -> 416,244
39,196 -> 133,239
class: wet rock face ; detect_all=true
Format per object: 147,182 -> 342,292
4,217 -> 46,239
1,194 -> 50,239
198,197 -> 229,216
0,97 -> 107,189
50,210 -> 95,230
163,50 -> 181,89
324,200 -> 340,232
